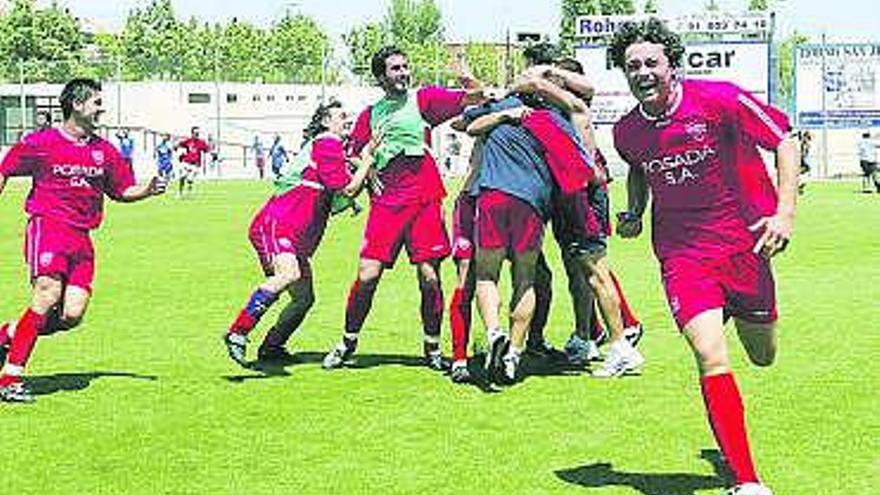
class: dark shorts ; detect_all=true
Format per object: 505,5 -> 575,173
661,251 -> 778,330
551,187 -> 606,256
476,189 -> 544,255
860,160 -> 877,176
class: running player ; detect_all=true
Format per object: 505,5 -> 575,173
222,101 -> 376,367
0,78 -> 166,403
155,133 -> 174,181
611,19 -> 797,495
322,46 -> 483,372
175,126 -> 209,197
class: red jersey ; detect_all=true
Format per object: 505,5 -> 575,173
349,86 -> 466,206
0,128 -> 135,231
177,137 -> 209,165
613,79 -> 790,263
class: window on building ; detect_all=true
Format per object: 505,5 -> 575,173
252,95 -> 261,102
226,93 -> 238,103
266,94 -> 275,102
188,93 -> 211,104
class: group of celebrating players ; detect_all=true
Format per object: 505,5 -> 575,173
0,18 -> 797,495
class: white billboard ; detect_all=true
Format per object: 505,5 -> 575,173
576,41 -> 770,125
576,13 -> 771,38
795,43 -> 880,129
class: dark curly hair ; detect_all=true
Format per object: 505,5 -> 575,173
371,45 -> 407,81
609,17 -> 685,70
523,42 -> 560,66
302,99 -> 343,145
60,78 -> 101,119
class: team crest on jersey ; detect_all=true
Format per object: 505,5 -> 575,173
278,237 -> 292,248
39,252 -> 53,267
684,121 -> 708,142
91,149 -> 105,165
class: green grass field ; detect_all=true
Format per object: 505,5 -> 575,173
0,179 -> 877,495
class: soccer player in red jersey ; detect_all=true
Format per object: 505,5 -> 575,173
175,126 -> 209,197
322,46 -> 483,372
610,19 -> 798,495
222,101 -> 375,368
0,79 -> 166,403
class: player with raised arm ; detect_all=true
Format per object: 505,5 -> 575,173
610,19 -> 798,495
222,101 -> 375,367
0,78 -> 166,403
321,46 -> 483,372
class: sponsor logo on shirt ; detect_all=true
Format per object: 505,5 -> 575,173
52,163 -> 105,188
640,144 -> 715,186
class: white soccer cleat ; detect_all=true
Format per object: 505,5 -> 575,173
564,333 -> 601,364
501,351 -> 521,384
725,482 -> 773,495
592,340 -> 644,378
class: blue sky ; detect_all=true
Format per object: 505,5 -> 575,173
61,0 -> 878,44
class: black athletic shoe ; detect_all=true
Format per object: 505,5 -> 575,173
485,331 -> 510,380
257,344 -> 293,362
0,344 -> 7,365
223,332 -> 249,368
424,351 -> 451,372
0,381 -> 35,404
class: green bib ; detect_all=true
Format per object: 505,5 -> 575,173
273,135 -> 360,216
369,91 -> 429,170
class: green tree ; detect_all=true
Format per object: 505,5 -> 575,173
217,18 -> 269,82
748,0 -> 770,11
344,22 -> 388,80
119,0 -> 184,80
777,30 -> 809,112
0,0 -> 85,82
266,13 -> 332,83
644,0 -> 660,14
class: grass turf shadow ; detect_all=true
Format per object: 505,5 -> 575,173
26,371 -> 158,397
554,449 -> 732,495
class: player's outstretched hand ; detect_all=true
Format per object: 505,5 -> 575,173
616,212 -> 642,238
148,176 -> 168,196
750,214 -> 792,259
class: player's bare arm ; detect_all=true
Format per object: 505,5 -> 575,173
617,165 -> 649,238
750,135 -> 799,259
509,75 -> 587,116
118,176 -> 168,202
465,106 -> 530,136
343,133 -> 382,197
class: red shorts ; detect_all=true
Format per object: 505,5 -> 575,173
451,193 -> 477,260
476,189 -> 544,254
249,189 -> 329,274
24,216 -> 95,292
360,200 -> 451,266
661,251 -> 778,330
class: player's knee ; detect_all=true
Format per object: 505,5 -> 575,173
57,315 -> 83,331
749,347 -> 776,367
32,278 -> 63,311
357,260 -> 383,282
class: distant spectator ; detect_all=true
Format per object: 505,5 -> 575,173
207,134 -> 221,178
443,133 -> 462,177
34,110 -> 51,131
858,131 -> 879,193
252,135 -> 266,179
269,134 -> 288,178
798,130 -> 813,194
155,133 -> 174,181
116,128 -> 135,168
